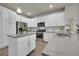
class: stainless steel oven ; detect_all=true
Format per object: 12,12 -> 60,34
36,22 -> 45,38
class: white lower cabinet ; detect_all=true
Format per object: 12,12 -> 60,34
18,34 -> 36,56
44,33 -> 54,42
29,35 -> 36,52
2,33 -> 8,48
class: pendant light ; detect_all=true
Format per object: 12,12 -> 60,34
17,7 -> 22,13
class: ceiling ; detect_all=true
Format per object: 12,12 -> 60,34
0,3 -> 67,18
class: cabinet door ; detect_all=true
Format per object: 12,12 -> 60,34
32,18 -> 38,27
37,16 -> 45,23
2,7 -> 9,34
1,7 -> 10,48
56,12 -> 65,26
0,6 -> 2,34
16,14 -> 22,22
2,33 -> 8,48
10,11 -> 16,34
18,37 -> 29,56
22,16 -> 27,23
37,17 -> 41,23
29,35 -> 36,52
45,14 -> 57,26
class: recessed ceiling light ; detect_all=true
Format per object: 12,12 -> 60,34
17,7 -> 22,13
49,5 -> 53,8
27,12 -> 31,15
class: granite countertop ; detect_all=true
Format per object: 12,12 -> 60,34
7,32 -> 36,38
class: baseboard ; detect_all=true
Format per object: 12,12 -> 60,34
42,53 -> 49,56
27,49 -> 35,56
0,46 -> 8,50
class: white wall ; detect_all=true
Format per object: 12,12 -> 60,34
28,18 -> 37,27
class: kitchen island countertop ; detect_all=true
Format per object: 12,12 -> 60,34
7,32 -> 36,38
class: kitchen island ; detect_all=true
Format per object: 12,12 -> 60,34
8,32 -> 36,56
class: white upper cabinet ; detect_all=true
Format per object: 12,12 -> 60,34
22,16 -> 30,27
36,17 -> 41,23
56,12 -> 66,26
35,12 -> 65,27
27,19 -> 33,27
45,14 -> 57,26
1,6 -> 11,48
10,11 -> 16,22
10,10 -> 16,34
45,12 -> 65,26
29,18 -> 37,27
22,17 -> 37,27
1,6 -> 10,34
22,16 -> 29,23
16,14 -> 22,22
21,16 -> 26,22
36,16 -> 45,23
